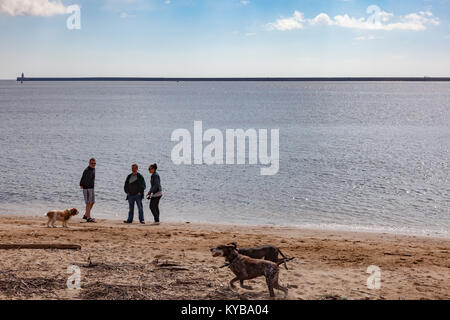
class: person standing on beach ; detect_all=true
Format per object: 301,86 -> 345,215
80,158 -> 96,223
124,164 -> 146,224
147,163 -> 162,225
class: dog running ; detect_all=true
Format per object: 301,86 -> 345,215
211,244 -> 289,298
228,242 -> 294,270
45,208 -> 79,228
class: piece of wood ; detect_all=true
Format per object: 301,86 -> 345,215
156,266 -> 189,271
383,252 -> 412,257
0,244 -> 81,250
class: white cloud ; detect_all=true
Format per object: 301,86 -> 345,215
354,35 -> 383,41
120,12 -> 135,19
266,11 -> 304,31
0,0 -> 67,16
309,13 -> 333,26
332,11 -> 439,31
267,8 -> 440,32
240,0 -> 250,5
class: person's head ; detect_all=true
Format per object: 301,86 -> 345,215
131,164 -> 138,174
149,163 -> 157,174
89,158 -> 96,168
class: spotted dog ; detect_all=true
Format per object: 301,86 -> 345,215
211,244 -> 288,298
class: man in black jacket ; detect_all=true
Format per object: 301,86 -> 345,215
80,158 -> 96,223
124,164 -> 146,224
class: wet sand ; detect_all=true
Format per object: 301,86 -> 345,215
0,215 -> 448,300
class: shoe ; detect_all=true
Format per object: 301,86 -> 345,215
151,222 -> 160,226
86,218 -> 96,223
82,215 -> 88,220
123,220 -> 132,224
140,221 -> 145,224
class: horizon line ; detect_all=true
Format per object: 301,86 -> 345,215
13,76 -> 450,82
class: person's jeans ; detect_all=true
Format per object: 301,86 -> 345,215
150,196 -> 161,223
127,194 -> 144,222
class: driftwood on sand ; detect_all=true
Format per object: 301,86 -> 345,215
0,243 -> 81,250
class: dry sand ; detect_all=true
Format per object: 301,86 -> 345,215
0,215 -> 448,300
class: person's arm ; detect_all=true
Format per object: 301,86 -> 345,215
148,174 -> 154,195
124,175 -> 129,194
149,174 -> 154,194
150,174 -> 160,194
139,174 -> 146,194
80,169 -> 87,189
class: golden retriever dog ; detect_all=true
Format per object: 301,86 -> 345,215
46,208 -> 79,228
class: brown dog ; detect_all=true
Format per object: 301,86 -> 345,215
228,242 -> 294,270
46,208 -> 79,228
211,244 -> 288,297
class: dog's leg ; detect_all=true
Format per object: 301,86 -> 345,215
266,276 -> 275,297
51,212 -> 57,228
229,277 -> 239,290
275,283 -> 288,297
273,273 -> 288,297
239,280 -> 253,290
265,267 -> 279,298
46,218 -> 51,228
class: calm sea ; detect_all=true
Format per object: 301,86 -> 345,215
0,81 -> 448,237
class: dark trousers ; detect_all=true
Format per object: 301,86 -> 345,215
127,194 -> 144,222
150,196 -> 161,223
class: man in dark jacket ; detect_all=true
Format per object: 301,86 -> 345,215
124,164 -> 146,224
80,158 -> 96,223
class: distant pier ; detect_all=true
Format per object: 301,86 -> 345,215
16,77 -> 450,82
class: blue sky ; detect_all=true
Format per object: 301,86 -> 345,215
0,0 -> 449,78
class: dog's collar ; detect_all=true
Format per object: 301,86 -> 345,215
227,254 -> 238,264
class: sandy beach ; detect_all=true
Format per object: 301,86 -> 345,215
0,215 -> 448,300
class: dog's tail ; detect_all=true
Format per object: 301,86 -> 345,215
276,257 -> 294,266
277,248 -> 287,258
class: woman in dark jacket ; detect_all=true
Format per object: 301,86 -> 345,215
147,163 -> 162,225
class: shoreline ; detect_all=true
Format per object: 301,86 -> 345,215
14,77 -> 450,82
0,215 -> 448,300
1,211 -> 448,240
0,214 -> 446,243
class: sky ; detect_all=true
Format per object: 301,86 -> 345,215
0,0 -> 449,78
